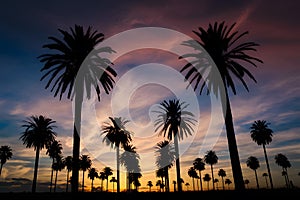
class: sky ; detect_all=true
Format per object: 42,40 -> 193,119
0,0 -> 300,193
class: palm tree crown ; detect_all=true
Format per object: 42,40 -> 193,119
250,120 -> 273,145
0,145 -> 13,177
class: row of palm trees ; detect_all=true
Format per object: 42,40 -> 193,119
35,20 -> 264,192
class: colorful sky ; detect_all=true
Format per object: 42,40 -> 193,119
0,0 -> 300,192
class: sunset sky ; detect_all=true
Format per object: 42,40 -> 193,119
0,0 -> 300,192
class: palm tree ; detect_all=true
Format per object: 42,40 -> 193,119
204,150 -> 218,190
155,140 -> 175,192
203,173 -> 211,190
98,171 -> 106,192
193,157 -> 205,191
275,153 -> 291,188
79,154 -> 92,192
246,156 -> 260,189
46,140 -> 63,192
218,168 -> 226,190
225,178 -> 232,190
185,182 -> 190,191
250,120 -> 274,189
110,177 -> 117,192
52,155 -> 65,192
156,168 -> 165,192
103,167 -> 113,192
88,167 -> 98,192
0,145 -> 13,177
147,181 -> 153,192
179,21 -> 263,190
153,99 -> 196,192
262,173 -> 269,189
20,115 -> 57,192
64,156 -> 73,192
244,179 -> 250,189
188,167 -> 198,191
101,117 -> 132,193
120,144 -> 141,192
172,180 -> 176,192
214,178 -> 219,190
38,25 -> 117,192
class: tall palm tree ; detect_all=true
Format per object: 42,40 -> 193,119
52,155 -> 65,192
155,140 -> 175,192
250,120 -> 274,189
79,154 -> 92,192
153,99 -> 196,192
0,145 -> 13,177
218,168 -> 226,190
204,150 -> 218,190
262,173 -> 269,189
193,157 -> 205,191
147,181 -> 153,192
179,21 -> 263,190
187,167 -> 198,191
103,167 -> 113,192
38,24 -> 117,192
203,173 -> 211,190
88,167 -> 98,192
20,115 -> 57,192
101,117 -> 132,193
246,156 -> 260,189
275,153 -> 291,188
46,140 -> 63,192
64,156 -> 73,192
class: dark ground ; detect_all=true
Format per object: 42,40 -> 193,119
1,189 -> 299,200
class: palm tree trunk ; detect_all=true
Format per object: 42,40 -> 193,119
71,94 -> 83,193
50,158 -> 54,192
221,88 -> 245,190
285,168 -> 290,188
174,135 -> 182,192
66,170 -> 70,192
265,177 -> 269,188
116,147 -> 120,193
54,170 -> 58,192
196,177 -> 199,191
210,165 -> 215,190
165,167 -> 170,192
222,177 -> 225,190
82,171 -> 85,192
262,144 -> 273,189
254,170 -> 259,189
199,171 -> 203,191
0,164 -> 3,177
32,146 -> 40,193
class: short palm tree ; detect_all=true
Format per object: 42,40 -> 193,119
52,155 -> 65,192
262,173 -> 269,189
218,168 -> 226,190
64,156 -> 73,192
38,24 -> 117,192
147,181 -> 153,192
246,156 -> 260,189
101,117 -> 132,193
79,154 -> 92,192
110,176 -> 117,192
244,179 -> 250,189
88,167 -> 98,192
172,180 -> 176,192
153,99 -> 196,192
46,140 -> 63,192
20,115 -> 57,192
155,140 -> 175,192
185,182 -> 190,191
204,150 -> 218,190
188,167 -> 198,191
179,21 -> 263,190
250,120 -> 274,189
0,145 -> 13,177
225,178 -> 232,190
193,157 -> 205,191
103,167 -> 113,192
203,173 -> 211,190
156,168 -> 165,192
275,153 -> 291,188
98,171 -> 106,192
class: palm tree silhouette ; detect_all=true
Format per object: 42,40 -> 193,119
79,154 -> 92,192
101,117 -> 132,193
188,167 -> 198,191
147,181 -> 153,192
179,21 -> 263,190
88,167 -> 98,192
250,120 -> 274,189
262,173 -> 269,189
98,171 -> 106,192
172,180 -> 176,192
0,145 -> 13,177
275,153 -> 291,188
52,155 -> 65,192
38,25 -> 117,192
155,140 -> 175,192
225,178 -> 232,190
193,157 -> 205,191
19,115 -> 57,192
46,140 -> 63,192
218,168 -> 226,190
204,150 -> 218,190
103,167 -> 113,192
246,156 -> 260,189
153,99 -> 196,192
64,156 -> 73,192
120,144 -> 141,192
185,182 -> 190,191
244,179 -> 250,189
156,168 -> 165,192
110,176 -> 117,192
203,173 -> 211,190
